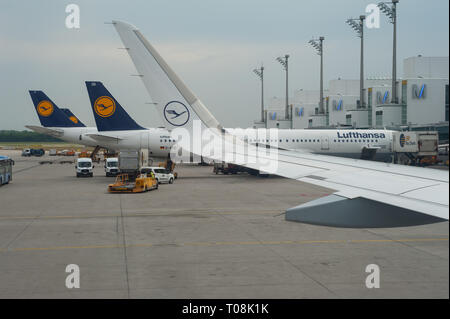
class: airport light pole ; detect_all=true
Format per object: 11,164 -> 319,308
309,37 -> 325,114
378,0 -> 399,104
276,55 -> 290,119
253,66 -> 265,123
346,15 -> 366,108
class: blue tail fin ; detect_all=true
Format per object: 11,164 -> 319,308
85,81 -> 145,131
29,90 -> 85,127
60,108 -> 86,127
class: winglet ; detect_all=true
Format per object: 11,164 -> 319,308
112,20 -> 223,132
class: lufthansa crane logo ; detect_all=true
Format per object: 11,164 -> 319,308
94,96 -> 116,118
37,100 -> 54,117
163,101 -> 190,126
69,116 -> 79,124
399,134 -> 406,147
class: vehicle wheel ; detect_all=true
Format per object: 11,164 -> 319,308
156,179 -> 160,184
169,178 -> 173,184
155,183 -> 158,190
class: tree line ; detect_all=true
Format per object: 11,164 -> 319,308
0,130 -> 63,142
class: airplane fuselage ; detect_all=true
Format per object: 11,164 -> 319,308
41,126 -> 395,162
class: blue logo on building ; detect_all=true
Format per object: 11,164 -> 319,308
164,101 -> 190,126
412,84 -> 426,99
376,91 -> 389,104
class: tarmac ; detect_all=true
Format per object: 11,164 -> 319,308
0,150 -> 448,298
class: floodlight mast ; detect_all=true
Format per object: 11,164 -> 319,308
309,37 -> 325,114
378,0 -> 399,104
276,55 -> 290,119
253,66 -> 265,123
346,15 -> 366,108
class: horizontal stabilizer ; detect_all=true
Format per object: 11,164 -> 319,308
85,133 -> 122,143
285,195 -> 446,228
25,125 -> 63,137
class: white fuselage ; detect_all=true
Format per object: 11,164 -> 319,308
43,126 -> 395,162
229,128 -> 394,161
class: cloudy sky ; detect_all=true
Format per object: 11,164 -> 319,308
0,0 -> 448,130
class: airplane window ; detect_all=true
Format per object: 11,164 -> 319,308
296,139 -> 299,142
266,139 -> 269,142
279,139 -> 282,142
376,140 -> 378,142
309,140 -> 311,142
160,139 -> 162,142
313,140 -> 316,142
334,140 -> 336,143
286,139 -> 289,142
359,140 -> 361,143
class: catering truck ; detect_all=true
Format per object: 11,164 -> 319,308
392,131 -> 439,165
0,156 -> 14,186
118,149 -> 148,176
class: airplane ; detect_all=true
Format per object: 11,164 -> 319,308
112,20 -> 449,228
27,90 -> 99,147
28,85 -> 396,163
85,81 -> 396,162
84,81 -> 176,161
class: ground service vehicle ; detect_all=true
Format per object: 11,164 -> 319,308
105,157 -> 119,176
76,158 -> 94,177
141,166 -> 174,184
108,173 -> 158,193
0,156 -> 14,186
22,148 -> 44,157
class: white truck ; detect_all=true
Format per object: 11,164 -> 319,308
104,157 -> 119,177
76,158 -> 94,177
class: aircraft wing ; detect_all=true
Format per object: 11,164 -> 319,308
25,125 -> 64,137
183,133 -> 449,227
84,133 -> 122,143
113,20 -> 449,228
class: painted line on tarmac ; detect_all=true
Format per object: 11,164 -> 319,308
1,238 -> 448,253
0,210 -> 280,221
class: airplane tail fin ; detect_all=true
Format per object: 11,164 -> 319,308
29,90 -> 84,127
85,81 -> 145,131
60,108 -> 86,127
113,21 -> 222,133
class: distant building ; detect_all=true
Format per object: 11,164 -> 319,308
258,56 -> 449,132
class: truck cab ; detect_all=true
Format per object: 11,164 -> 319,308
105,157 -> 119,177
76,158 -> 94,177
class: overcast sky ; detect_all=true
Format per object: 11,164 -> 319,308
0,0 -> 448,130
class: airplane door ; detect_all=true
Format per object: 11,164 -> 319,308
321,137 -> 329,150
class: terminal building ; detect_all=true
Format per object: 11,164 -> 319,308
256,56 -> 449,142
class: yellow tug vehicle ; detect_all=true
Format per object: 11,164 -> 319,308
108,173 -> 158,193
